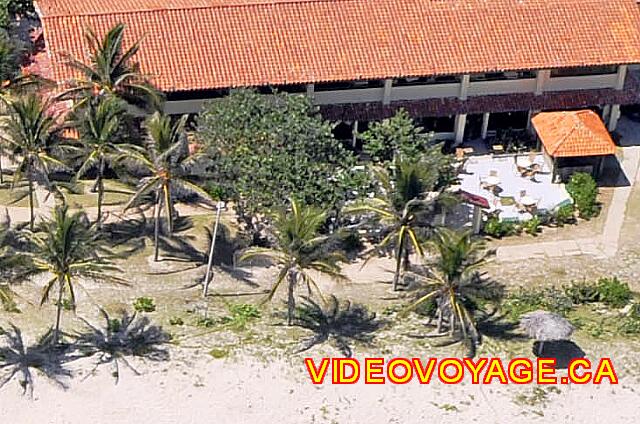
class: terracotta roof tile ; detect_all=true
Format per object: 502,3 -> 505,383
35,0 -> 640,92
532,110 -> 617,157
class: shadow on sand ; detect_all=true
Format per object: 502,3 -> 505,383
533,340 -> 586,369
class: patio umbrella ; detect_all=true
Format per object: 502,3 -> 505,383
519,310 -> 574,355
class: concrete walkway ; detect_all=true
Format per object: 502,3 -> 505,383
496,118 -> 640,262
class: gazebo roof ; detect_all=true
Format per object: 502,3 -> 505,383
532,110 -> 616,158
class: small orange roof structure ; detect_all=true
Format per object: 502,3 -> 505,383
531,110 -> 617,158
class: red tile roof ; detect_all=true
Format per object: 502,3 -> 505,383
532,110 -> 617,157
35,0 -> 640,92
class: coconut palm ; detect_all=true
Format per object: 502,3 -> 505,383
239,198 -> 347,325
72,96 -> 126,228
1,94 -> 64,230
122,111 -> 211,261
26,204 -> 124,345
344,157 -> 455,290
59,23 -> 160,110
403,228 -> 491,348
0,210 -> 31,311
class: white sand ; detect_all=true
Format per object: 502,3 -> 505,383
1,348 -> 638,423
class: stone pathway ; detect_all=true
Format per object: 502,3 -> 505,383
496,118 -> 640,262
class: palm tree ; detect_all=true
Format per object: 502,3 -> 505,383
1,94 -> 64,230
122,111 -> 211,261
59,23 -> 161,110
344,157 -> 454,291
239,198 -> 346,325
27,204 -> 124,345
72,96 -> 126,228
403,228 -> 491,348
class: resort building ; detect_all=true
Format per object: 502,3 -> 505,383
32,0 -> 640,143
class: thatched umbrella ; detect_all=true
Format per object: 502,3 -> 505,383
519,310 -> 574,355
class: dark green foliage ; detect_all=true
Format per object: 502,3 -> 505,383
563,280 -> 600,305
503,287 -> 574,320
197,89 -> 365,222
552,204 -> 576,226
483,216 -> 517,238
0,29 -> 20,79
566,172 -> 598,219
522,216 -> 541,236
133,297 -> 156,313
594,277 -> 631,308
220,303 -> 261,330
360,109 -> 430,163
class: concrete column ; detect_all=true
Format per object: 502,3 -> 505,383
306,84 -> 314,99
459,74 -> 470,100
526,110 -> 533,132
472,205 -> 483,235
383,79 -> 393,105
602,104 -> 611,122
454,113 -> 467,144
608,104 -> 621,131
616,65 -> 628,90
480,112 -> 490,139
352,120 -> 359,149
535,70 -> 549,95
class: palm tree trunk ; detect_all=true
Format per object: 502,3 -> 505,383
287,270 -> 298,326
53,276 -> 65,345
153,187 -> 162,262
28,171 -> 34,231
436,308 -> 443,333
0,150 -> 3,184
96,157 -> 105,229
392,233 -> 406,291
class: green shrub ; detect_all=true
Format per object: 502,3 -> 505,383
566,172 -> 598,219
553,204 -> 576,226
169,316 -> 184,326
595,277 -> 631,308
133,297 -> 156,313
522,216 -> 541,236
618,317 -> 640,335
222,303 -> 261,329
503,287 -> 573,320
483,217 -> 517,238
563,280 -> 600,304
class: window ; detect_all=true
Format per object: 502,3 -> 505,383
315,80 -> 383,91
469,71 -> 535,82
394,75 -> 461,86
550,66 -> 617,77
166,88 -> 229,101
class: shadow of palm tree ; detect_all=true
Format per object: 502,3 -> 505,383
533,340 -> 586,369
74,309 -> 170,384
0,324 -> 75,397
292,295 -> 384,357
102,211 -> 200,260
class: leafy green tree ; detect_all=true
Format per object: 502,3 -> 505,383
360,109 -> 431,163
198,89 -> 364,233
123,111 -> 211,261
345,156 -> 456,290
1,94 -> 64,230
403,228 -> 493,350
71,96 -> 126,228
239,198 -> 346,325
59,23 -> 160,110
27,205 -> 124,345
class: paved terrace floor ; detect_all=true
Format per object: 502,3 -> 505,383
495,117 -> 640,262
